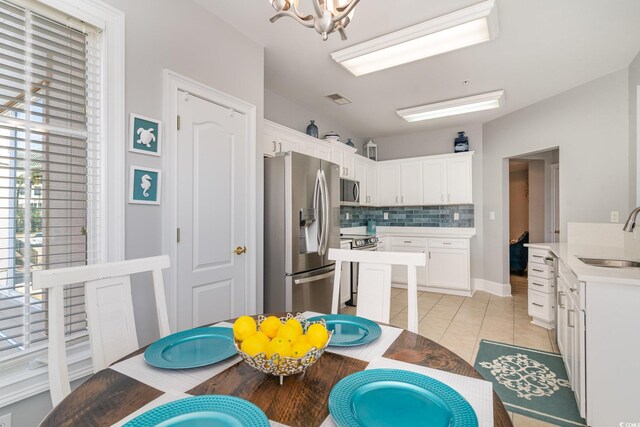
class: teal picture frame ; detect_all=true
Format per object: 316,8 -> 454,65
129,113 -> 161,156
129,166 -> 161,205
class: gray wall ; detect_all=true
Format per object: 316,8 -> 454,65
374,125 -> 485,284
265,89 -> 365,151
483,68 -> 629,285
629,51 -> 640,208
106,0 -> 265,346
1,1 -> 265,425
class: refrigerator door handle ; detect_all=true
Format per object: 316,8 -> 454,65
320,170 -> 330,256
313,169 -> 323,254
294,270 -> 334,285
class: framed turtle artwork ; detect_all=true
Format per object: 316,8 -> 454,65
129,166 -> 161,205
129,113 -> 161,156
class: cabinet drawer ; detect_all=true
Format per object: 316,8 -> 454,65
528,275 -> 555,293
428,238 -> 468,249
528,262 -> 554,279
390,237 -> 427,248
528,248 -> 550,264
528,289 -> 556,322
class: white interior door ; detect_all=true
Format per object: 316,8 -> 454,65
176,92 -> 248,330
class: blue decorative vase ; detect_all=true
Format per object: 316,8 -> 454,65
454,131 -> 469,153
306,120 -> 319,138
345,138 -> 355,148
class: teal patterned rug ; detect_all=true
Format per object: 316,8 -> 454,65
474,340 -> 586,426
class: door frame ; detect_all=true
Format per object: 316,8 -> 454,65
550,163 -> 559,243
162,69 -> 257,331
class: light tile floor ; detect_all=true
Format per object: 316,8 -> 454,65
341,275 -> 558,426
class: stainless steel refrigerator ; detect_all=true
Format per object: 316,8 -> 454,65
264,152 -> 340,314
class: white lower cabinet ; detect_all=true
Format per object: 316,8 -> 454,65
527,248 -> 556,329
386,235 -> 471,295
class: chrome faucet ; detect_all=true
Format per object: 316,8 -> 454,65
623,207 -> 640,232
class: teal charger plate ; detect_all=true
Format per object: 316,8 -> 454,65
144,327 -> 236,369
307,314 -> 381,347
123,395 -> 269,427
329,369 -> 478,427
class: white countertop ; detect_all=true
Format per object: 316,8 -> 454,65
527,242 -> 640,286
340,226 -> 476,239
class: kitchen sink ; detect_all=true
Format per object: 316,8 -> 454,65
578,257 -> 640,268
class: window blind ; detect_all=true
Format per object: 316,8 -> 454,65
0,0 -> 102,358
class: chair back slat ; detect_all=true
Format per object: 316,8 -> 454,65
31,255 -> 170,406
328,249 -> 426,332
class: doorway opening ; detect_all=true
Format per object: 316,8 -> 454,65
507,149 -> 559,299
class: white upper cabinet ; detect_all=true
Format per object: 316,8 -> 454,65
446,155 -> 472,204
378,164 -> 400,206
400,161 -> 423,206
331,143 -> 357,179
421,153 -> 473,206
263,120 -> 327,159
354,158 -> 368,205
366,162 -> 378,206
303,139 -> 332,161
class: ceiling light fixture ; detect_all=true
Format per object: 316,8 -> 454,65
396,90 -> 505,122
331,0 -> 499,76
268,0 -> 360,41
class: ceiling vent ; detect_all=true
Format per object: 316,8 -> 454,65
325,93 -> 352,105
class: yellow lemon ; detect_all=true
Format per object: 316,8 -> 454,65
306,323 -> 329,349
233,316 -> 257,341
265,336 -> 292,359
255,331 -> 270,344
240,334 -> 267,357
291,340 -> 313,358
276,324 -> 299,344
293,334 -> 309,346
260,316 -> 282,339
284,318 -> 304,337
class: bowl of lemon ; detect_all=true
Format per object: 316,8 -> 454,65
232,313 -> 332,384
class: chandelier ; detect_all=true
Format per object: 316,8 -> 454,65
268,0 -> 360,41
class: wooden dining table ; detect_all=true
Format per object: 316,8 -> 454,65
41,315 -> 512,427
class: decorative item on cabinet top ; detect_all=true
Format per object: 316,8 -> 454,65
365,139 -> 377,161
306,120 -> 319,138
454,131 -> 469,153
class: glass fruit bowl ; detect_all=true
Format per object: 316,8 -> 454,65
233,313 -> 332,384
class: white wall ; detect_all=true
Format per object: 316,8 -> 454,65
483,68 -> 629,285
629,50 -> 640,208
265,89 -> 365,151
375,125 -> 484,283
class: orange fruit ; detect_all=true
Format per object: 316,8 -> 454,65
260,316 -> 282,339
240,335 -> 267,357
233,316 -> 257,341
306,323 -> 329,349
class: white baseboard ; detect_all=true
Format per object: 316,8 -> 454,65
391,283 -> 472,297
472,278 -> 512,297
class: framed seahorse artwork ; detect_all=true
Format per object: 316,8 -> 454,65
129,166 -> 161,205
129,113 -> 161,156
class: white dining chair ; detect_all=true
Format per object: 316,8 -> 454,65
32,255 -> 171,406
328,248 -> 427,333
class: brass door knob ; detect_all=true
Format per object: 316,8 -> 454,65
234,246 -> 247,255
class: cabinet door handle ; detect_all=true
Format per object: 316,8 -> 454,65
401,196 -> 404,203
532,302 -> 544,308
428,251 -> 431,259
442,242 -> 451,245
532,254 -> 543,259
441,194 -> 444,202
558,291 -> 565,308
395,196 -> 398,203
532,282 -> 544,287
567,309 -> 575,328
403,240 -> 412,244
279,142 -> 282,152
272,141 -> 276,152
532,268 -> 544,273
447,194 -> 450,202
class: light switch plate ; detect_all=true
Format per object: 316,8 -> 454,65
0,412 -> 12,427
489,211 -> 496,220
453,212 -> 460,221
384,212 -> 389,220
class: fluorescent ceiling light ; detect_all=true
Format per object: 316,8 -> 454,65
331,0 -> 499,76
397,90 -> 505,122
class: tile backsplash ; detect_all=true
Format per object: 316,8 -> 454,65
340,205 -> 474,228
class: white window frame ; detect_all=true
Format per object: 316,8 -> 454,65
0,0 -> 124,407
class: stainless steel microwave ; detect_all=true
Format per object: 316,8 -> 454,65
340,178 -> 360,206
